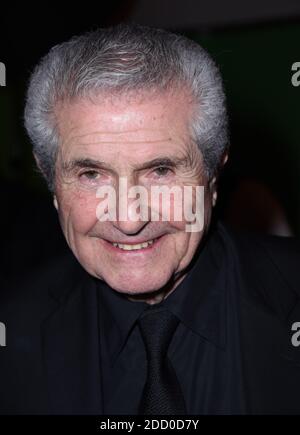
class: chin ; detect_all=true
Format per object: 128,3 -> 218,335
100,270 -> 173,296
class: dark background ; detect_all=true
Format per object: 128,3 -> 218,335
1,0 -> 300,279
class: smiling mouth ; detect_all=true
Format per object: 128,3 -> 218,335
106,237 -> 162,251
111,239 -> 155,250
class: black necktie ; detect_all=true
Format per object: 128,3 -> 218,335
137,306 -> 187,415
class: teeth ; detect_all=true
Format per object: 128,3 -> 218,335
112,239 -> 155,250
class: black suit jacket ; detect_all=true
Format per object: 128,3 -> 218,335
1,222 -> 300,414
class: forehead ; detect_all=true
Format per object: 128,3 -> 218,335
55,89 -> 195,161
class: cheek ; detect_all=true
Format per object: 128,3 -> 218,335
57,190 -> 100,235
168,186 -> 206,230
149,189 -> 193,229
168,229 -> 202,273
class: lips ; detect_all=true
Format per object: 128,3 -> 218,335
103,236 -> 163,253
112,239 -> 155,250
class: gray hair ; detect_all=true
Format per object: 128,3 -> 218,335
24,24 -> 229,191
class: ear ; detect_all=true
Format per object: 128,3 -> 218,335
222,151 -> 229,166
209,151 -> 229,207
34,152 -> 57,208
53,195 -> 58,210
33,152 -> 47,179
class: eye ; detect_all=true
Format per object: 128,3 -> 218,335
79,170 -> 100,182
153,166 -> 172,177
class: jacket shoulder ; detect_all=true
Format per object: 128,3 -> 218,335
220,223 -> 300,320
0,249 -> 84,325
231,226 -> 300,291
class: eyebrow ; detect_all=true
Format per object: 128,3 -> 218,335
135,156 -> 190,171
62,155 -> 191,174
62,158 -> 112,172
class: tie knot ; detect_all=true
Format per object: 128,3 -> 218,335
138,307 -> 179,359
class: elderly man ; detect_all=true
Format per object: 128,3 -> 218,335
1,24 -> 300,415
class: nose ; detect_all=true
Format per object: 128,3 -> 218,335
112,218 -> 148,236
112,193 -> 150,235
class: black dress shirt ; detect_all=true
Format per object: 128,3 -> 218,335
97,221 -> 247,414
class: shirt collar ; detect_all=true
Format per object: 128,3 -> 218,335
97,220 -> 228,365
97,280 -> 148,364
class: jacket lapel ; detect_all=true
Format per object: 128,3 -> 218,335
41,262 -> 103,414
239,297 -> 300,414
234,230 -> 300,413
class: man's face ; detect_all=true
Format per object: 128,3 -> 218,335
53,89 -> 216,296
